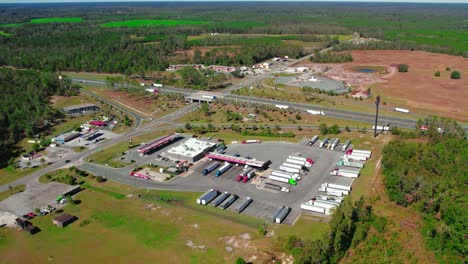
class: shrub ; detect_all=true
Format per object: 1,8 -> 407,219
398,64 -> 409,73
445,67 -> 451,71
95,176 -> 106,183
434,70 -> 440,77
451,71 -> 461,79
235,257 -> 247,264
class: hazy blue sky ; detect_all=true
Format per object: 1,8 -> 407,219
1,0 -> 467,3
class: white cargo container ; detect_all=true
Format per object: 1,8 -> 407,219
301,202 -> 326,214
282,162 -> 303,170
285,159 -> 306,166
326,182 -> 352,191
352,149 -> 372,156
269,175 -> 290,184
339,167 -> 361,174
330,169 -> 359,178
344,154 -> 367,161
350,152 -> 371,159
313,199 -> 340,209
372,125 -> 390,131
275,207 -> 291,224
279,166 -> 300,174
271,171 -> 300,180
395,107 -> 410,113
342,159 -> 364,168
272,170 -> 297,178
307,109 -> 326,115
202,95 -> 216,100
326,187 -> 350,196
152,83 -> 163,87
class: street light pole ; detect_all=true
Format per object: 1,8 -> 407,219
374,96 -> 380,138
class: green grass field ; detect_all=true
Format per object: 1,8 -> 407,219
0,31 -> 12,37
0,181 -> 293,263
0,17 -> 82,27
101,19 -> 208,28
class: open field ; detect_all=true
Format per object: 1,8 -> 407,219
0,181 -> 297,264
0,166 -> 40,187
347,50 -> 468,122
63,72 -> 124,82
86,87 -> 186,118
0,17 -> 82,27
101,19 -> 208,28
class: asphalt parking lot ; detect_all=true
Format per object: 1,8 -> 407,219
188,141 -> 343,225
0,182 -> 77,215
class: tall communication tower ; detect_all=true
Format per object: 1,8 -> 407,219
374,96 -> 380,137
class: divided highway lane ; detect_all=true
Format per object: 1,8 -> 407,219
226,94 -> 418,129
0,103 -> 199,192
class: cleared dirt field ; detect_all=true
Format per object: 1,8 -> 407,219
348,50 -> 468,121
301,50 -> 468,121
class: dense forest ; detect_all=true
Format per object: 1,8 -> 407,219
382,116 -> 467,263
0,2 -> 466,75
284,197 -> 388,264
0,68 -> 78,166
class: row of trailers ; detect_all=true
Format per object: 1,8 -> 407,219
267,155 -> 314,186
301,148 -> 372,216
308,135 -> 352,152
196,189 -> 252,212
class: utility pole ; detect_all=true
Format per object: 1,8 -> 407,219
374,95 -> 380,137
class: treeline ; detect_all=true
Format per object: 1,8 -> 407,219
311,51 -> 353,63
333,40 -> 467,58
0,68 -> 78,166
382,116 -> 466,263
285,198 -> 386,263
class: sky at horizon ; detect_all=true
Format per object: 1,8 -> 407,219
1,0 -> 467,3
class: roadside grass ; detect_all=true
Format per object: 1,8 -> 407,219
64,71 -> 124,82
101,19 -> 208,28
0,184 -> 25,202
274,214 -> 330,241
50,114 -> 94,135
0,166 -> 40,186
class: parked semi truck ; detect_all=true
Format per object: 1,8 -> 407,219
203,162 -> 220,175
272,206 -> 285,221
219,194 -> 238,210
213,192 -> 230,207
319,137 -> 329,148
323,182 -> 352,191
307,109 -> 326,115
288,155 -> 314,165
330,169 -> 359,178
285,158 -> 305,167
279,165 -> 300,174
152,83 -> 163,88
237,169 -> 256,182
269,175 -> 297,185
236,197 -> 253,213
241,139 -> 261,144
394,107 -> 410,113
352,149 -> 372,157
197,189 -> 213,204
264,182 -> 290,192
342,139 -> 351,152
275,104 -> 289,110
330,138 -> 340,150
337,159 -> 364,168
343,154 -> 367,162
215,163 -> 232,177
282,162 -> 303,170
271,170 -> 301,180
198,189 -> 220,205
275,207 -> 291,223
309,135 -> 319,146
301,201 -> 326,214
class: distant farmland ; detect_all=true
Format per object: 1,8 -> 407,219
101,19 -> 208,28
0,17 -> 82,27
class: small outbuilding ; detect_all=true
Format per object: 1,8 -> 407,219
52,213 -> 77,228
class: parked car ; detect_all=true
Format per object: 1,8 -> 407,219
22,212 -> 36,219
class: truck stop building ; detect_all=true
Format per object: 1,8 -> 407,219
166,138 -> 217,163
53,132 -> 80,144
63,103 -> 100,115
184,91 -> 224,103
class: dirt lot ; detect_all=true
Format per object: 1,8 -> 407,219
301,50 -> 468,121
88,87 -> 185,118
